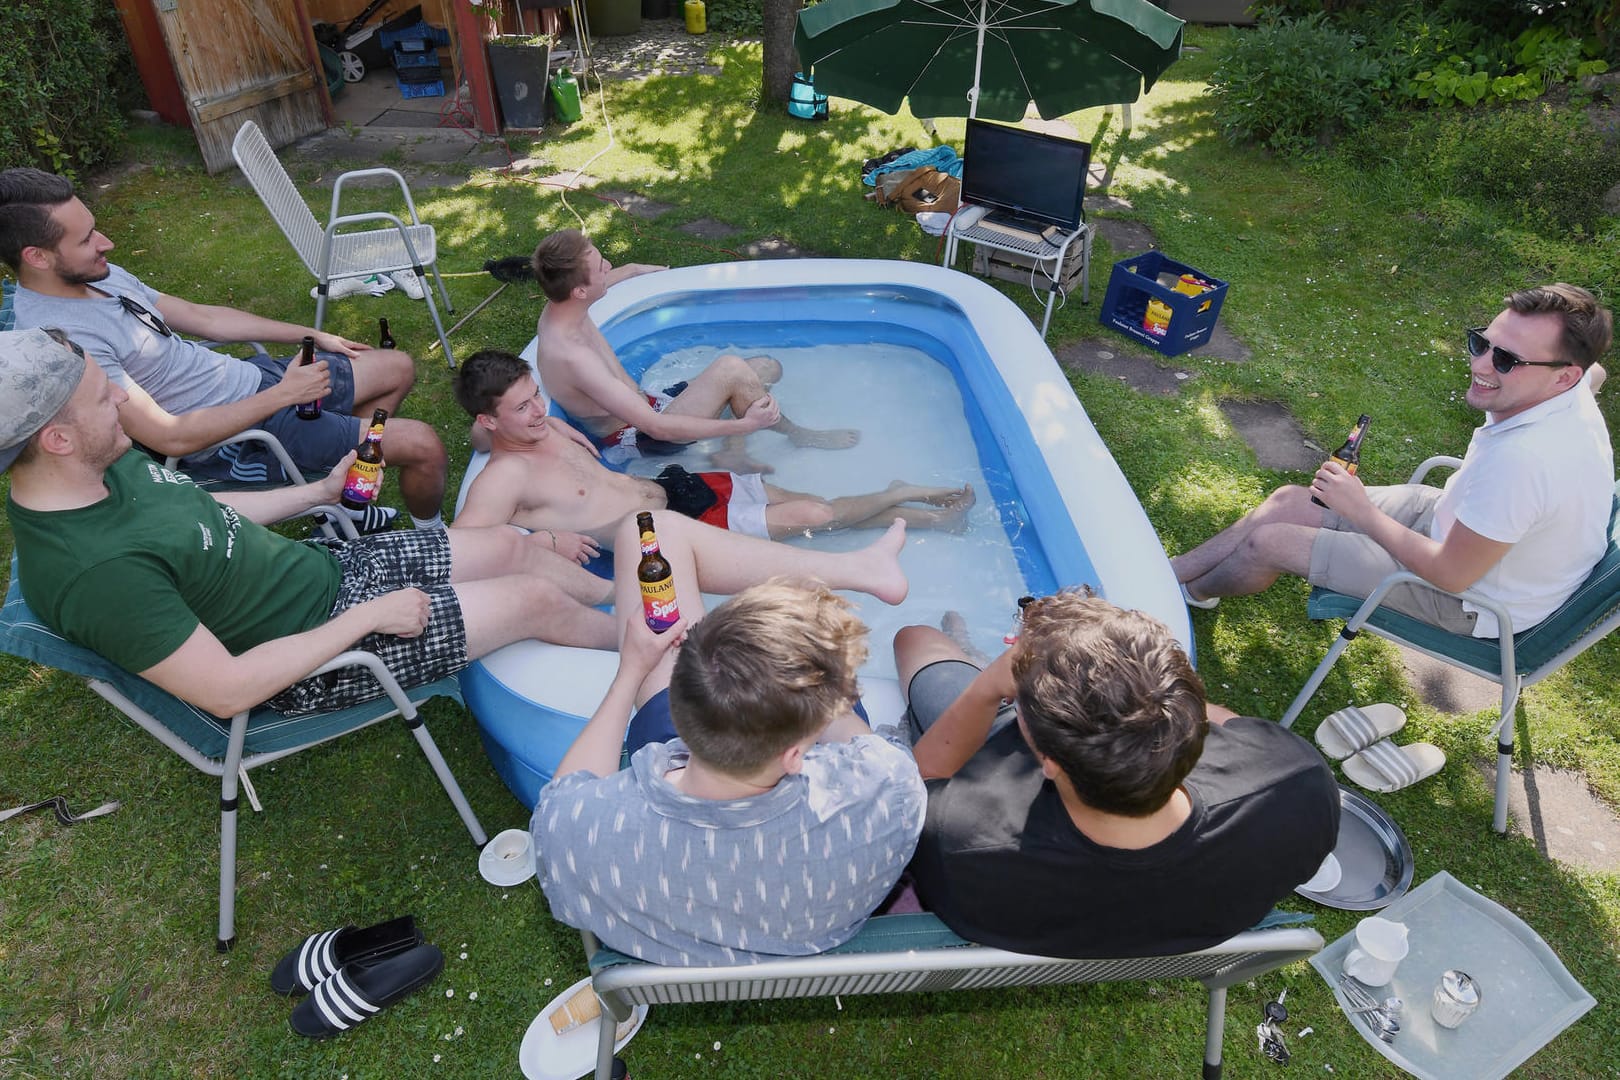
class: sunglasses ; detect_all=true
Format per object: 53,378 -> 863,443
118,295 -> 173,338
1466,327 -> 1571,376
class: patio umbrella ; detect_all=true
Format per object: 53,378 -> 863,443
793,0 -> 1184,123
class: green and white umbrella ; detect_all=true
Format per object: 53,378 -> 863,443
794,0 -> 1184,122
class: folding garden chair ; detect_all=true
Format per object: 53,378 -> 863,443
1,556 -> 487,951
1281,456 -> 1620,834
229,120 -> 457,368
580,914 -> 1323,1080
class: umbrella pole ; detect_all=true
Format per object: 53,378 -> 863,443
969,0 -> 988,120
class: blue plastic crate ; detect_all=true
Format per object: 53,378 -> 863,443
399,79 -> 445,98
379,21 -> 450,49
1099,252 -> 1229,357
393,48 -> 442,69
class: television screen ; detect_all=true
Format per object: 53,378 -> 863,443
961,120 -> 1091,231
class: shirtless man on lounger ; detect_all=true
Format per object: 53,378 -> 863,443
531,229 -> 857,474
452,350 -> 974,555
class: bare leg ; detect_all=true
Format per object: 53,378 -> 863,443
456,574 -> 616,656
1171,484 -> 1325,601
447,525 -> 613,606
614,510 -> 910,606
350,348 -> 416,417
940,611 -> 990,666
761,482 -> 974,538
665,354 -> 860,473
1181,521 -> 1320,601
893,624 -> 979,700
375,417 -> 448,520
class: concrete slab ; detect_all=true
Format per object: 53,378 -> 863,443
1090,216 -> 1158,258
1090,194 -> 1134,214
1218,399 -> 1323,473
599,191 -> 676,219
1192,317 -> 1254,363
1478,762 -> 1620,871
678,218 -> 742,240
1055,337 -> 1195,397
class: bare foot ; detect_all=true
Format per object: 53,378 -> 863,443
933,485 -> 976,533
708,449 -> 775,475
941,611 -> 990,665
851,519 -> 910,605
786,425 -> 861,450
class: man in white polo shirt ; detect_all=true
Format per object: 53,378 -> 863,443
1173,283 -> 1613,638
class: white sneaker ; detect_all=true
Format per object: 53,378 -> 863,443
389,270 -> 426,299
311,274 -> 395,300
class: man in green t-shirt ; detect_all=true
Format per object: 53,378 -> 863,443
1,328 -> 916,719
0,326 -> 621,718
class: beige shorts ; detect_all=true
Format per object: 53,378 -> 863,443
1309,485 -> 1479,635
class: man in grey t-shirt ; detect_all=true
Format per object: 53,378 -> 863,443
535,513 -> 925,966
0,167 -> 449,528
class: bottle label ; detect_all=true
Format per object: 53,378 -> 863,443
639,530 -> 658,557
342,460 -> 382,505
640,576 -> 679,633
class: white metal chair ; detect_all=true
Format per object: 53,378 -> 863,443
230,120 -> 457,368
1282,456 -> 1620,834
581,915 -> 1322,1080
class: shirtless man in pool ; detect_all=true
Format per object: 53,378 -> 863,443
453,350 -> 974,555
531,229 -> 858,474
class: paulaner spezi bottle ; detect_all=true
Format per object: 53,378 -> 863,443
341,409 -> 388,511
636,511 -> 680,633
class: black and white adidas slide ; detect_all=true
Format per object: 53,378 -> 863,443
314,503 -> 398,536
271,915 -> 422,996
289,942 -> 444,1038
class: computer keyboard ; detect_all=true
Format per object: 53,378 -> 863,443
960,218 -> 1059,254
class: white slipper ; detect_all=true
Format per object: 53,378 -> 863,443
1341,739 -> 1446,794
1315,703 -> 1407,760
1180,582 -> 1219,609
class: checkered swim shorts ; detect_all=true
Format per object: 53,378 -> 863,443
267,530 -> 468,718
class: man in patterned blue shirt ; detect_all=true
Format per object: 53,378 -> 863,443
534,511 -> 925,966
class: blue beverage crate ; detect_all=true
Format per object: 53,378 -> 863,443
1099,251 -> 1229,357
399,79 -> 445,98
393,48 -> 442,70
379,21 -> 451,50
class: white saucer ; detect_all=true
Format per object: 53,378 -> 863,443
518,976 -> 649,1080
478,828 -> 536,887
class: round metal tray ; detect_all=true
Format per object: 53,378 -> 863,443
1296,785 -> 1414,910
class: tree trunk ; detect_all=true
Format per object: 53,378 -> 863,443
761,0 -> 803,105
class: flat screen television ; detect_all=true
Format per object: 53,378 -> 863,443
961,119 -> 1091,232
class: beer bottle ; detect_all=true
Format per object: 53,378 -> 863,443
1002,595 -> 1036,645
378,317 -> 395,349
1311,414 -> 1371,508
295,336 -> 322,420
341,410 -> 388,511
636,511 -> 680,633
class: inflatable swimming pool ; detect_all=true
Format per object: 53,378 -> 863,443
458,258 -> 1188,808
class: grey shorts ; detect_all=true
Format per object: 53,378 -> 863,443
1309,485 -> 1478,635
903,658 -> 1017,744
267,530 -> 469,717
187,349 -> 363,484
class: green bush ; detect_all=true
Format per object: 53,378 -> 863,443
1344,104 -> 1620,235
0,0 -> 139,177
1206,14 -> 1385,156
706,0 -> 765,36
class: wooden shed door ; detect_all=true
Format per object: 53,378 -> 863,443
150,0 -> 331,172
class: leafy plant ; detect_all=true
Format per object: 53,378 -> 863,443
706,0 -> 766,36
1205,14 -> 1385,155
0,0 -> 138,176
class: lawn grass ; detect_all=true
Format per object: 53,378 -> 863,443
3,26 -> 1619,1079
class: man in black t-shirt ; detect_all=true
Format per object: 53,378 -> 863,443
895,591 -> 1338,959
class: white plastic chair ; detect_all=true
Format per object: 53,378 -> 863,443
230,120 -> 457,368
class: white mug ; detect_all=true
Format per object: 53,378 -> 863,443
1341,916 -> 1409,987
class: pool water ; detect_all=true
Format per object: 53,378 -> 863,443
597,287 -> 1096,679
